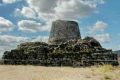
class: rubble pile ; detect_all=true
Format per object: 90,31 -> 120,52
2,42 -> 49,65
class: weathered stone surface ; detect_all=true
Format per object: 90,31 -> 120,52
2,42 -> 49,60
51,37 -> 105,53
1,20 -> 119,66
48,20 -> 81,45
17,42 -> 48,49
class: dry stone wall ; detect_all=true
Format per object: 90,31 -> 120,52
1,20 -> 119,66
48,20 -> 81,45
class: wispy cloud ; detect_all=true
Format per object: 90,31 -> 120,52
84,21 -> 110,43
2,0 -> 20,4
17,20 -> 49,32
0,17 -> 14,33
89,21 -> 108,33
92,33 -> 111,43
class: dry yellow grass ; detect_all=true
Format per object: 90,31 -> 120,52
0,65 -> 119,80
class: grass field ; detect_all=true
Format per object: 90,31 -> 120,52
0,65 -> 119,80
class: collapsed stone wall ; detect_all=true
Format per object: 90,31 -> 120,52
2,37 -> 119,66
2,42 -> 48,64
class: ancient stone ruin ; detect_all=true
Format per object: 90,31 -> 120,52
49,20 -> 81,45
1,20 -> 119,66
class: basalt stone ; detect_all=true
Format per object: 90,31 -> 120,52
17,42 -> 48,49
48,20 -> 81,45
2,42 -> 49,60
52,37 -> 104,53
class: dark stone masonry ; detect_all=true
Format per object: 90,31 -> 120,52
49,20 -> 81,45
1,20 -> 119,66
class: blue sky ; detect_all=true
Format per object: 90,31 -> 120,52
0,0 -> 120,56
80,0 -> 120,50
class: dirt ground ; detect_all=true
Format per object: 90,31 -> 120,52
0,65 -> 119,80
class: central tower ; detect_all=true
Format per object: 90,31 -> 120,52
48,20 -> 81,45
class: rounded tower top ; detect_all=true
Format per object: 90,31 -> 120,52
48,20 -> 81,45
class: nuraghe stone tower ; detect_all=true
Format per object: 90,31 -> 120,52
1,20 -> 119,66
48,20 -> 81,45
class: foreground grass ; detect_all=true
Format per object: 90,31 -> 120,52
0,65 -> 119,80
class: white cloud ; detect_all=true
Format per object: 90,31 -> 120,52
14,8 -> 21,17
0,35 -> 28,43
54,0 -> 96,20
0,17 -> 14,33
18,20 -> 49,32
0,35 -> 28,58
14,0 -> 105,33
25,0 -> 105,20
89,21 -> 108,33
14,7 -> 36,19
27,0 -> 57,13
21,7 -> 36,18
2,0 -> 17,4
92,33 -> 110,43
86,21 -> 109,43
25,0 -> 58,21
31,36 -> 48,42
